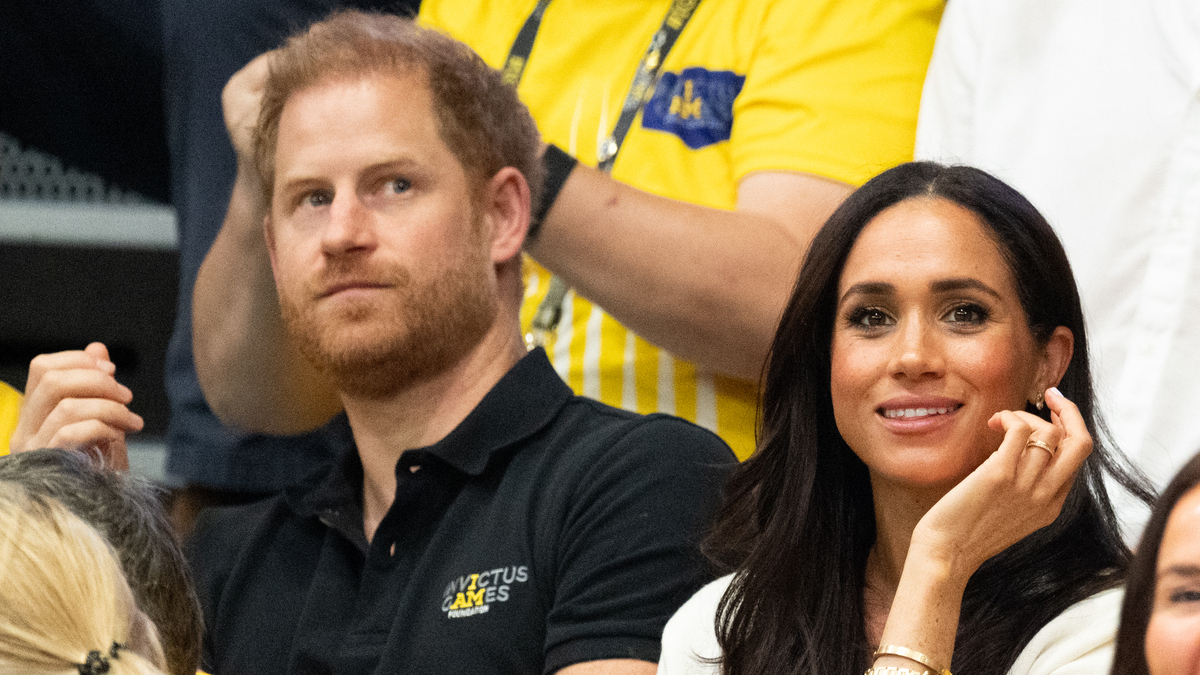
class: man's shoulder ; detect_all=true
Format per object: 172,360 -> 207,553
513,396 -> 736,524
548,395 -> 737,465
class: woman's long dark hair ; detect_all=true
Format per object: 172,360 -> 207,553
705,162 -> 1154,675
1111,451 -> 1200,675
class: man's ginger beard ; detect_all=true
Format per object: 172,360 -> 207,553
278,221 -> 497,400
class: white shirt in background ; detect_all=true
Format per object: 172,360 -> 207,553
915,0 -> 1200,538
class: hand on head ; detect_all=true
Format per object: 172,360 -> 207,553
222,50 -> 274,164
9,342 -> 143,469
911,387 -> 1093,578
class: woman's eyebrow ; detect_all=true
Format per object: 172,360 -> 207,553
839,282 -> 894,304
930,277 -> 1003,299
1159,563 -> 1200,580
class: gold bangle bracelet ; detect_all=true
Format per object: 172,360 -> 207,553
874,645 -> 952,675
864,667 -> 930,675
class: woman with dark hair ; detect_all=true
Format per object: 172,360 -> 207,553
658,162 -> 1152,675
1111,451 -> 1200,675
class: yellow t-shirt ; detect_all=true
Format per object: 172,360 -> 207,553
0,381 -> 22,457
420,0 -> 943,459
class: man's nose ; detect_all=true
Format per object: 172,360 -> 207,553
322,192 -> 377,255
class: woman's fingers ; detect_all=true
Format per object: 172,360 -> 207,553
24,348 -> 115,401
1041,386 -> 1093,495
913,389 -> 1095,577
986,409 -> 1061,486
83,342 -> 114,370
27,398 -> 143,460
47,420 -> 131,471
35,398 -> 144,440
12,344 -> 141,458
13,368 -> 135,451
994,389 -> 1092,516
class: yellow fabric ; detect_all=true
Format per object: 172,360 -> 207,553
420,0 -> 942,459
0,381 -> 22,456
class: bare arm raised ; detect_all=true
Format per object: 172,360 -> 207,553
192,53 -> 342,434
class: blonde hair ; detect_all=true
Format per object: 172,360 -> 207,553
0,483 -> 168,675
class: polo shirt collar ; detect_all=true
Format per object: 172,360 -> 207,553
287,348 -> 572,521
423,347 -> 572,476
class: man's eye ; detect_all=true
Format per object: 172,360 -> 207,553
945,304 -> 988,325
386,178 -> 411,194
305,190 -> 332,207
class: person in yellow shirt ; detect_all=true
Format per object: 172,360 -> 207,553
1,343 -> 142,466
192,0 -> 943,459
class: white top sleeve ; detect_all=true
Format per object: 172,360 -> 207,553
657,576 -> 1122,675
657,575 -> 732,675
1006,587 -> 1123,675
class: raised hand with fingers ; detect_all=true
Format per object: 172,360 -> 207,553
222,50 -> 273,163
9,342 -> 144,470
871,387 -> 1096,670
909,386 -> 1092,580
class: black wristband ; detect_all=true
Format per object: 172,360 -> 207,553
530,144 -> 578,240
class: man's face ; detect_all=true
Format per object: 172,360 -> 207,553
266,72 -> 497,399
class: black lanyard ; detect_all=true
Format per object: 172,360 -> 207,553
514,0 -> 703,346
501,0 -> 553,86
502,0 -> 702,172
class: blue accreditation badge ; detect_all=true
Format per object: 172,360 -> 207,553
641,67 -> 746,150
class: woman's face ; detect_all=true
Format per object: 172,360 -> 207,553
830,197 -> 1051,494
1146,484 -> 1200,675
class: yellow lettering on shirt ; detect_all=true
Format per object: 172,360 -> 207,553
466,588 -> 486,606
669,80 -> 703,120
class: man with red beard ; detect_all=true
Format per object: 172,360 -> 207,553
184,11 -> 733,675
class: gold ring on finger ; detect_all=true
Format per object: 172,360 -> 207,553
1026,439 -> 1055,455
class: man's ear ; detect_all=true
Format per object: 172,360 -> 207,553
1037,326 -> 1074,392
482,166 -> 531,264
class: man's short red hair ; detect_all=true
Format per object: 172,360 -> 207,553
254,10 -> 543,208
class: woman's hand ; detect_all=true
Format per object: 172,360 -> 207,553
9,342 -> 144,470
909,387 -> 1093,579
872,388 -> 1093,673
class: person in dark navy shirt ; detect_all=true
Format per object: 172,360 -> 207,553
185,11 -> 734,675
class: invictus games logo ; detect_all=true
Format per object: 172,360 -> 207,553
441,565 -> 529,619
641,67 -> 746,150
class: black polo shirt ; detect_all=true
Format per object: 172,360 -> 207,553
187,349 -> 734,675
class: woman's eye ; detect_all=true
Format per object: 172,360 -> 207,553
386,177 -> 411,194
945,303 -> 988,325
1169,588 -> 1200,604
847,307 -> 892,328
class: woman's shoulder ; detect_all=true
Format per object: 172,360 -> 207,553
658,574 -> 735,674
1007,586 -> 1124,675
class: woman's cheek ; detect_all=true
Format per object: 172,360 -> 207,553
950,337 -> 1028,414
1145,612 -> 1200,675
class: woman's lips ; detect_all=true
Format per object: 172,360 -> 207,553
875,400 -> 963,432
881,405 -> 960,419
